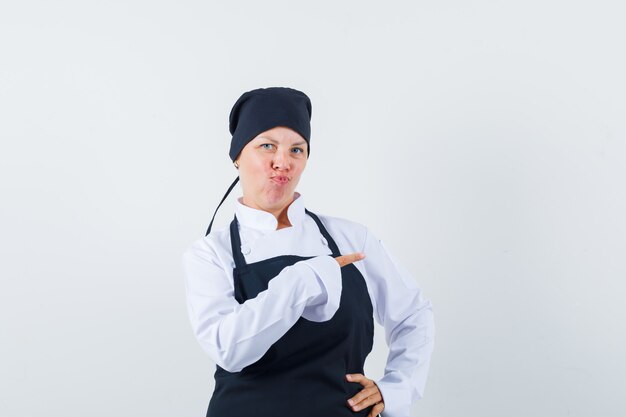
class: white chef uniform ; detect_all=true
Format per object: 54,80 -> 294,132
182,191 -> 435,417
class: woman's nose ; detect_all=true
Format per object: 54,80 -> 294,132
272,149 -> 290,169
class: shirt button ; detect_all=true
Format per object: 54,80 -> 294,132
241,245 -> 251,255
321,236 -> 328,246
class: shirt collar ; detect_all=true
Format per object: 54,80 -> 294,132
234,191 -> 305,231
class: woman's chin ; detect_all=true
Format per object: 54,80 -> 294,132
265,189 -> 294,206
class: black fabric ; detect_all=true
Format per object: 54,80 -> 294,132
228,86 -> 312,161
205,176 -> 239,236
206,208 -> 375,417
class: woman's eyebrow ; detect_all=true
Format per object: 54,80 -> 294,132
259,137 -> 307,146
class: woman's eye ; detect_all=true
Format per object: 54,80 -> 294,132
261,143 -> 274,150
292,147 -> 303,154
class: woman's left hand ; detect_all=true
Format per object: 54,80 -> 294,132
345,373 -> 385,416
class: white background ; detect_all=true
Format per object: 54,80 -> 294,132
1,1 -> 625,416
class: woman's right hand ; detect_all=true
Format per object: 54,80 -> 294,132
335,252 -> 366,267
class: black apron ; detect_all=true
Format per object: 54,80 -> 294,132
206,208 -> 375,417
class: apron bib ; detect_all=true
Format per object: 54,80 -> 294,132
206,208 -> 375,417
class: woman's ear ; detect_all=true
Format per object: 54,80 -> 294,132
234,160 -> 239,169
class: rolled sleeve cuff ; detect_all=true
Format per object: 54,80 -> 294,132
375,377 -> 413,417
299,255 -> 342,322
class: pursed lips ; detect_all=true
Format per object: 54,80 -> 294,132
271,176 -> 289,184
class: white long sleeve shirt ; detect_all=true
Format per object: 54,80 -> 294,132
182,191 -> 435,417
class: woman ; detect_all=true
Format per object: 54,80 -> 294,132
182,87 -> 435,417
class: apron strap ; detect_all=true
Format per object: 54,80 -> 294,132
229,214 -> 248,270
304,208 -> 342,257
205,176 -> 240,236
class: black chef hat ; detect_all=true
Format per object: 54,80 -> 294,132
205,87 -> 313,236
228,87 -> 312,161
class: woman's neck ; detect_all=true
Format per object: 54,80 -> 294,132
273,201 -> 293,230
241,194 -> 295,230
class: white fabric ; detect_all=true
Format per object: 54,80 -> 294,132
182,191 -> 435,417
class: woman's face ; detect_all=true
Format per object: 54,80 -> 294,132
235,126 -> 308,213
